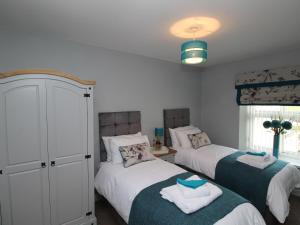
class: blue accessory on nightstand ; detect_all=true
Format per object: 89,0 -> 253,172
155,128 -> 164,137
154,128 -> 164,149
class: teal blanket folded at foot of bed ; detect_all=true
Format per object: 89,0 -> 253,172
215,151 -> 287,214
128,172 -> 248,225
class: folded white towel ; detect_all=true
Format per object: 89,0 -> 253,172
177,183 -> 211,199
237,155 -> 276,169
160,180 -> 222,214
245,153 -> 271,162
176,175 -> 210,199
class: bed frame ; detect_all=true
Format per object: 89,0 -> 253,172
98,111 -> 141,162
163,108 -> 190,147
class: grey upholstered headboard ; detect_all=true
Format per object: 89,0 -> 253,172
98,111 -> 141,162
163,108 -> 190,147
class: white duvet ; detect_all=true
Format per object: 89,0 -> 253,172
174,144 -> 300,223
95,159 -> 265,225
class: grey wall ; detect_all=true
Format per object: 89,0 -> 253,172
200,48 -> 300,149
0,32 -> 202,170
3,31 -> 299,171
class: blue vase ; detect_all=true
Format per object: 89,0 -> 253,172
273,134 -> 280,158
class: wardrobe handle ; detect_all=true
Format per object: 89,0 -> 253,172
51,161 -> 56,167
41,162 -> 47,168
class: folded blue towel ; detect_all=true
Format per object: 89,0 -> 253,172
176,178 -> 207,189
246,151 -> 267,156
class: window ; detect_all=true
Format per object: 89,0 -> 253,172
239,106 -> 300,162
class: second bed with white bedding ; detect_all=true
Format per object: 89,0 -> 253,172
174,144 -> 300,223
95,158 -> 265,225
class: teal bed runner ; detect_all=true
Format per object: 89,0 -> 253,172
215,151 -> 288,214
128,172 -> 248,225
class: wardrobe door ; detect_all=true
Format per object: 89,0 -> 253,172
46,80 -> 89,225
0,80 -> 51,225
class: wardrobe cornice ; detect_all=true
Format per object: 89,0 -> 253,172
0,69 -> 96,85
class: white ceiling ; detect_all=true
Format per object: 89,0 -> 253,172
1,0 -> 300,66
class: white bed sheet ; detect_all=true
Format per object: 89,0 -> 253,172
95,159 -> 265,225
174,144 -> 300,223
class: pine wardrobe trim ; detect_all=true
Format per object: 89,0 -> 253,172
0,69 -> 96,85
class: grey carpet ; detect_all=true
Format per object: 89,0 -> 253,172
95,195 -> 300,225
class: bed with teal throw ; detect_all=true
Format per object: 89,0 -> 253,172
128,172 -> 248,225
215,152 -> 288,214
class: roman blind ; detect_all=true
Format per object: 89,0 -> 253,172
235,65 -> 300,105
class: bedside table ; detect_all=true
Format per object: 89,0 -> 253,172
152,147 -> 177,163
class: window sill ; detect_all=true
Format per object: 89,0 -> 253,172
279,155 -> 300,168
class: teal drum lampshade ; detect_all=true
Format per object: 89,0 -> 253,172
181,40 -> 207,64
155,128 -> 164,137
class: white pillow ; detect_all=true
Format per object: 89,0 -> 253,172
169,126 -> 198,147
110,135 -> 150,164
102,132 -> 142,161
175,127 -> 201,148
169,128 -> 180,147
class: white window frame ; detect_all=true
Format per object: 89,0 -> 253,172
239,106 -> 300,165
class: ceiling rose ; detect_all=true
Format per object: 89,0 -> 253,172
170,17 -> 221,39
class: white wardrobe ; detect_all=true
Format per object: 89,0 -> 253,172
0,70 -> 96,225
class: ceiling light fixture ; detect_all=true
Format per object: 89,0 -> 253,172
181,40 -> 207,64
170,17 -> 219,65
181,24 -> 208,65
